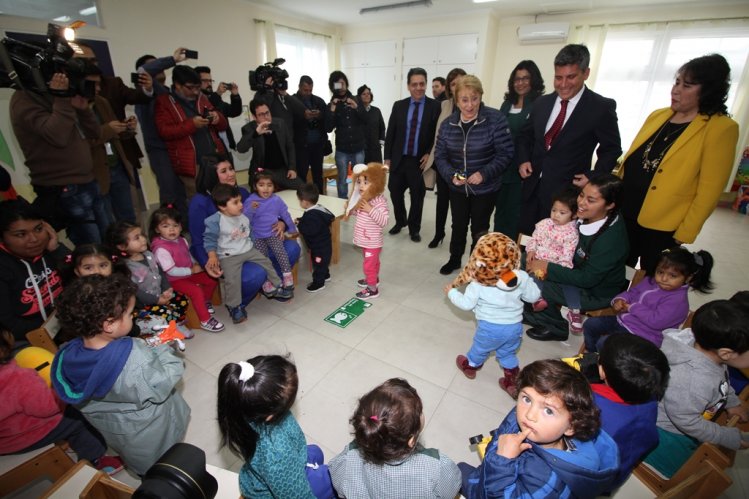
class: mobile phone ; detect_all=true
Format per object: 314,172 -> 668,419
184,49 -> 198,59
202,108 -> 211,119
130,72 -> 140,85
221,82 -> 232,89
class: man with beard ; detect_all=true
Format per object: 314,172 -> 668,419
195,66 -> 242,152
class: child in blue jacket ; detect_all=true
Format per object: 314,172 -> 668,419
459,360 -> 619,499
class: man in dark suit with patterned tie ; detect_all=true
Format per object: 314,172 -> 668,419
385,68 -> 441,242
517,44 -> 622,235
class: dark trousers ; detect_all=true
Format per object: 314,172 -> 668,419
583,315 -> 631,352
296,141 -> 325,195
493,181 -> 522,240
433,172 -> 450,238
12,406 -> 106,463
146,147 -> 188,223
624,217 -> 676,274
310,247 -> 332,285
388,156 -> 426,235
448,190 -> 496,259
518,185 -> 546,237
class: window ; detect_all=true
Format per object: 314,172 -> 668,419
274,25 -> 331,95
593,23 -> 749,151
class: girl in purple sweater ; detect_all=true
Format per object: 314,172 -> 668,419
243,171 -> 298,289
583,247 -> 713,351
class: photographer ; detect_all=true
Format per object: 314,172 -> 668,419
195,66 -> 242,150
155,66 -> 228,199
252,60 -> 306,144
293,75 -> 328,194
236,99 -> 302,191
9,72 -> 110,245
324,70 -> 367,199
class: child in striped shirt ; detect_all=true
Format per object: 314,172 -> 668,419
348,163 -> 389,300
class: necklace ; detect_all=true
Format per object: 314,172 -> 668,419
641,120 -> 690,173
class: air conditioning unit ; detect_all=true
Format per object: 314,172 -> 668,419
517,22 -> 570,44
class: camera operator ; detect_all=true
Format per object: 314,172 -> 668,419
195,66 -> 242,151
325,70 -> 367,199
9,72 -> 110,245
155,66 -> 228,198
237,99 -> 303,191
254,70 -> 306,145
293,75 -> 328,194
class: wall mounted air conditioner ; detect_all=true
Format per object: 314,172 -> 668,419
517,22 -> 570,44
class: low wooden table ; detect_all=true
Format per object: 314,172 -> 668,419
277,190 -> 347,265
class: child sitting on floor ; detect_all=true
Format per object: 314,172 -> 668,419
643,299 -> 749,478
459,359 -> 619,499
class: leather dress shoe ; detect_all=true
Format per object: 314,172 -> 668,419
410,233 -> 421,242
388,225 -> 404,235
526,327 -> 568,342
439,258 -> 462,275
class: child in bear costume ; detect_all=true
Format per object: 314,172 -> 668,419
444,232 -> 541,397
346,163 -> 389,300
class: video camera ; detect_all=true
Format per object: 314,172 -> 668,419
0,23 -> 94,97
249,58 -> 288,91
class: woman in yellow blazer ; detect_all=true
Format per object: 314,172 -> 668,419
618,53 -> 738,273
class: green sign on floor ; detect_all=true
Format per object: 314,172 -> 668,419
324,298 -> 372,328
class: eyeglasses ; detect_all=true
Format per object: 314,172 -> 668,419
514,76 -> 531,83
201,79 -> 214,83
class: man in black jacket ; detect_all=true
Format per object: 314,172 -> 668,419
195,66 -> 242,151
384,67 -> 441,242
293,76 -> 328,195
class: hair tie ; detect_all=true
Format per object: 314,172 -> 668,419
166,203 -> 173,209
64,254 -> 72,264
370,415 -> 379,422
237,361 -> 254,382
693,252 -> 704,267
111,254 -> 119,262
257,167 -> 264,172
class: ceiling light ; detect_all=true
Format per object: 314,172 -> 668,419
79,6 -> 97,16
53,15 -> 71,22
360,0 -> 432,15
472,0 -> 497,3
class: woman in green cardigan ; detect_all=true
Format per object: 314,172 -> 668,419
493,60 -> 545,240
523,174 -> 629,341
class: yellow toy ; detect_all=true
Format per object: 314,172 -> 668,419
469,430 -> 500,460
14,346 -> 55,388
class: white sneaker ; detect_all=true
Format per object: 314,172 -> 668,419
200,317 -> 225,333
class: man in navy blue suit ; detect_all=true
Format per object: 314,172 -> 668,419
517,44 -> 622,235
384,68 -> 441,242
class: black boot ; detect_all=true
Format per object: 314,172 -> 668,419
440,257 -> 462,275
428,233 -> 445,249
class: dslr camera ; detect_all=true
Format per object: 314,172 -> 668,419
249,58 -> 288,91
0,23 -> 95,97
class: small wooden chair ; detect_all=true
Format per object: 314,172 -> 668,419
656,458 -> 731,498
25,313 -> 61,354
79,470 -> 135,499
0,444 -> 75,497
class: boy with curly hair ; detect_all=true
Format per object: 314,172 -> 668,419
50,274 -> 190,476
459,359 -> 619,499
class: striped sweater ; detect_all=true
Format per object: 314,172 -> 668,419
353,195 -> 389,249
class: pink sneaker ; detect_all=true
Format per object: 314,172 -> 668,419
96,455 -> 124,475
566,309 -> 584,335
532,298 -> 548,312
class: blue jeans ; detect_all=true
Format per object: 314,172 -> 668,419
533,277 -> 581,309
334,149 -> 364,199
583,315 -> 630,352
58,180 -> 110,245
104,161 -> 136,223
466,320 -> 523,369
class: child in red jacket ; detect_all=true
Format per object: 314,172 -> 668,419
0,330 -> 121,472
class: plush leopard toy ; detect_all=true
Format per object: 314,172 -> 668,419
449,232 -> 521,289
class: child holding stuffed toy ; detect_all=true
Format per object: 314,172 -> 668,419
445,233 -> 540,398
347,163 -> 389,300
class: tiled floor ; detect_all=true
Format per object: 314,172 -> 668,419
53,192 -> 749,496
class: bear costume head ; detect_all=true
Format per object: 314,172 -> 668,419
352,162 -> 387,201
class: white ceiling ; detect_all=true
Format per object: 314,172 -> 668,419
0,0 -> 99,26
246,0 -> 727,26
